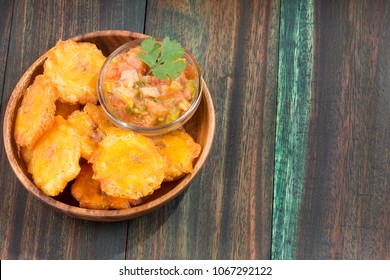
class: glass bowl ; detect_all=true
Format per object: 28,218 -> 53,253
97,39 -> 203,136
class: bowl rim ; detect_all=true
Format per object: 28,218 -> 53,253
3,30 -> 215,222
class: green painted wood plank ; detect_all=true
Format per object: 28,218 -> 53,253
272,0 -> 314,260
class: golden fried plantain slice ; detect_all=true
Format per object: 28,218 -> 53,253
28,115 -> 81,196
14,75 -> 57,148
66,103 -> 114,161
67,109 -> 99,161
83,103 -> 113,132
71,163 -> 133,210
44,40 -> 106,104
152,129 -> 201,181
91,127 -> 166,200
20,145 -> 34,165
55,100 -> 81,119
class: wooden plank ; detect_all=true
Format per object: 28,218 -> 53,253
272,0 -> 314,260
0,0 -> 13,107
0,0 -> 14,259
0,0 -> 146,259
126,0 -> 280,259
297,0 -> 390,259
273,0 -> 390,259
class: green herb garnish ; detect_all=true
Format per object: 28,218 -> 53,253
137,37 -> 187,80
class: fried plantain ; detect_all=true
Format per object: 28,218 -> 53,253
14,75 -> 57,148
83,103 -> 114,133
71,163 -> 134,210
152,129 -> 201,181
20,145 -> 34,166
90,127 -> 166,200
66,103 -> 114,161
28,115 -> 81,196
44,39 -> 106,104
55,100 -> 81,119
66,109 -> 99,161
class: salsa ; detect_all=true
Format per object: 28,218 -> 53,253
102,47 -> 197,128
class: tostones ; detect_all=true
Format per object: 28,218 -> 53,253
14,74 -> 57,148
55,101 -> 81,119
66,109 -> 100,161
83,103 -> 113,133
44,39 -> 106,104
90,127 -> 166,200
152,129 -> 201,181
66,103 -> 114,161
71,163 -> 134,210
20,145 -> 34,165
28,115 -> 81,196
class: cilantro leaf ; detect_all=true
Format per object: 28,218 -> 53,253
159,37 -> 185,64
152,59 -> 187,80
137,36 -> 187,80
137,37 -> 160,69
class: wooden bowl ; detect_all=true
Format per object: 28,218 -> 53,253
3,30 -> 215,222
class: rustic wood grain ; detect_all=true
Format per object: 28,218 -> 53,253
273,0 -> 390,259
272,0 -> 314,260
0,0 -> 146,259
125,0 -> 280,259
298,0 -> 390,259
0,0 -> 13,101
0,0 -> 14,259
2,0 -> 388,261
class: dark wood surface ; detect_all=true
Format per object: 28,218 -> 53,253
0,0 -> 389,260
298,0 -> 390,259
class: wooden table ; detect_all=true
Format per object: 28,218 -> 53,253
0,0 -> 389,260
